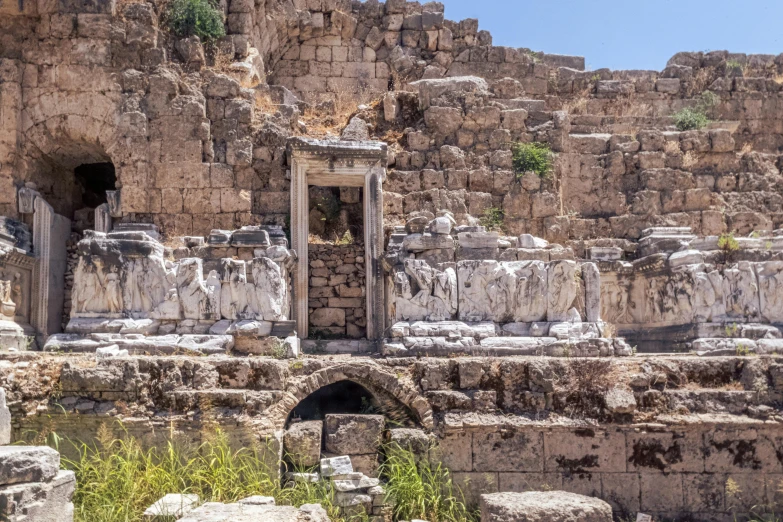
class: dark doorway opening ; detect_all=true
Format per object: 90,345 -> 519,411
74,162 -> 116,209
70,162 -> 116,232
287,380 -> 375,424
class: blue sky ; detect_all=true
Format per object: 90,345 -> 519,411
439,0 -> 783,71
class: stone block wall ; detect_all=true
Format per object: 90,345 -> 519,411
6,354 -> 783,520
309,243 -> 366,338
439,418 -> 783,522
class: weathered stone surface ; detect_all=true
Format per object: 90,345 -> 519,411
480,491 -> 613,522
0,470 -> 75,522
144,493 -> 199,519
284,421 -> 323,468
179,502 -> 330,522
325,415 -> 384,455
320,456 -> 353,477
0,446 -> 60,486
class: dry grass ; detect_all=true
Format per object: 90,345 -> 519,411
298,86 -> 381,138
739,142 -> 754,156
209,46 -> 235,74
554,359 -> 614,417
774,73 -> 783,85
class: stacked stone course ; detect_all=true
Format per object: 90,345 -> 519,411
308,243 -> 367,338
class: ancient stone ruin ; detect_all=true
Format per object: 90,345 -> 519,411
2,0 -> 783,519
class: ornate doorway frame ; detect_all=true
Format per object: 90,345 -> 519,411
288,138 -> 387,340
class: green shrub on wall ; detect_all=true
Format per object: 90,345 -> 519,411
511,142 -> 554,178
166,0 -> 226,42
672,107 -> 710,131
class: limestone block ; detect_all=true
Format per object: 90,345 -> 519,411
238,496 -> 275,505
143,493 -> 199,519
0,388 -> 10,445
424,106 -> 463,136
473,430 -> 543,472
284,420 -> 323,468
311,308 -> 345,327
325,414 -> 384,455
0,470 -> 75,522
0,446 -> 59,486
411,76 -> 489,110
320,455 -> 353,477
179,503 -> 329,522
332,475 -> 380,491
480,491 -> 612,522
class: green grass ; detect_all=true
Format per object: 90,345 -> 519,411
479,207 -> 504,232
54,425 -> 475,522
511,142 -> 554,178
165,0 -> 226,42
672,90 -> 719,131
380,442 -> 478,522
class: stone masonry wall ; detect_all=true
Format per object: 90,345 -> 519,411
5,354 -> 783,520
309,243 -> 366,338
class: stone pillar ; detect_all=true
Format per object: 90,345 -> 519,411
582,262 -> 601,323
94,203 -> 112,233
364,166 -> 384,340
290,153 -> 309,339
17,187 -> 38,214
106,190 -> 121,218
31,197 -> 70,342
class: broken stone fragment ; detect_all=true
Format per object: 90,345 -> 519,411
0,446 -> 60,486
320,455 -> 353,477
334,491 -> 372,507
331,475 -> 380,492
143,493 -> 199,519
604,388 -> 637,414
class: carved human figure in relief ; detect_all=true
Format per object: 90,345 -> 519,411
645,279 -> 662,322
78,261 -> 101,313
601,281 -> 629,324
0,279 -> 14,320
548,262 -> 576,318
10,273 -> 21,311
104,265 -> 122,314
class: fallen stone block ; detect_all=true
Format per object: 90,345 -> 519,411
320,456 -> 353,477
0,446 -> 60,486
480,491 -> 613,522
179,502 -> 330,522
143,493 -> 199,519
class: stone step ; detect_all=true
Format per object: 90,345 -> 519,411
44,333 -> 234,355
0,470 -> 75,522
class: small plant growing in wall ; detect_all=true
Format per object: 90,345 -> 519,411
671,90 -> 719,131
334,230 -> 354,246
718,232 -> 739,263
166,0 -> 226,42
479,207 -> 505,232
511,142 -> 555,179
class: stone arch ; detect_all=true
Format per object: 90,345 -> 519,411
265,362 -> 434,430
18,87 -> 125,219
